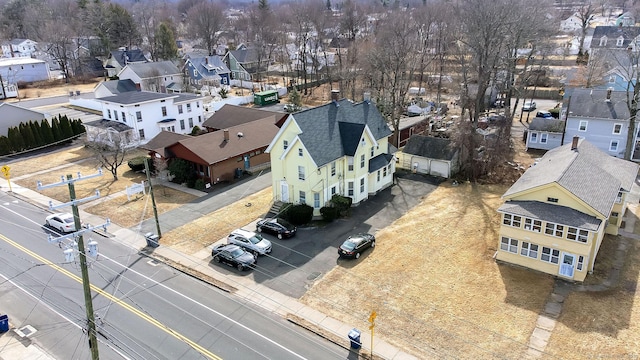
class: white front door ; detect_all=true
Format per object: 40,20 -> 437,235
280,180 -> 289,202
559,253 -> 576,279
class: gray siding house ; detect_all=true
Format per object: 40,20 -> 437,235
526,118 -> 565,151
0,103 -> 50,136
564,88 -> 630,159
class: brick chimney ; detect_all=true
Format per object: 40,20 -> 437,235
223,129 -> 229,141
571,136 -> 579,150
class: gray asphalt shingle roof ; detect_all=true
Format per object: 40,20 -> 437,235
528,118 -> 565,132
497,201 -> 601,231
503,139 -> 638,217
97,91 -> 177,105
568,88 -> 630,119
402,135 -> 457,160
99,79 -> 138,95
124,61 -> 180,78
292,99 -> 392,167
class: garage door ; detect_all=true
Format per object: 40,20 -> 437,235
430,160 -> 450,178
411,157 -> 430,174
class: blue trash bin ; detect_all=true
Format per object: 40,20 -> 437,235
348,328 -> 361,349
0,314 -> 9,333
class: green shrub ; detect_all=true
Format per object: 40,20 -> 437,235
548,108 -> 560,119
128,156 -> 151,172
320,206 -> 338,222
282,204 -> 313,225
330,194 -> 352,216
168,158 -> 194,184
194,178 -> 206,191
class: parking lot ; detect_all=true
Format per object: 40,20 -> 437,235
207,171 -> 441,298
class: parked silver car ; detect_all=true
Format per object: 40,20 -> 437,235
227,229 -> 272,256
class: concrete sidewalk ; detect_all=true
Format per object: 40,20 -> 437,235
0,175 -> 417,360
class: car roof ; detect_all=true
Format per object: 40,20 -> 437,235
219,244 -> 241,251
54,212 -> 73,218
231,228 -> 257,237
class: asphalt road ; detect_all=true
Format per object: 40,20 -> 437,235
0,192 -> 347,360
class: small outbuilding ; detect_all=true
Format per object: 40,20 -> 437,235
398,135 -> 459,178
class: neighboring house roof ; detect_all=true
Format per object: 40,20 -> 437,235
567,88 -> 630,119
0,57 -> 45,66
139,130 -> 190,156
85,119 -> 133,132
170,117 -> 279,165
173,93 -> 200,103
528,118 -> 565,132
591,26 -> 640,48
0,103 -> 48,136
228,47 -> 261,64
289,98 -> 393,167
186,55 -> 230,79
203,104 -> 282,129
122,61 -> 180,78
503,138 -> 638,217
498,200 -> 601,231
402,135 -> 458,161
97,91 -> 178,105
96,79 -> 138,95
108,49 -> 148,67
329,37 -> 351,49
369,153 -> 394,172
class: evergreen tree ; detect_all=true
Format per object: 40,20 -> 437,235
71,119 -> 85,135
7,127 -> 24,151
19,122 -> 36,149
30,120 -> 43,147
155,22 -> 178,60
326,0 -> 331,10
258,0 -> 269,10
51,116 -> 63,142
40,119 -> 54,144
0,136 -> 10,155
59,114 -> 74,140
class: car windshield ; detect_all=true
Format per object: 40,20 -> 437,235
341,240 -> 357,251
249,234 -> 263,244
276,218 -> 294,229
229,247 -> 244,257
63,217 -> 74,223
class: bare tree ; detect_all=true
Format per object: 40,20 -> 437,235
575,1 -> 596,60
86,129 -> 132,181
187,0 -> 226,55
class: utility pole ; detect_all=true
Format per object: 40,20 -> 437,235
37,170 -> 110,360
144,158 -> 162,238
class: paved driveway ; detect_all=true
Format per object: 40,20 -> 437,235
228,171 -> 442,298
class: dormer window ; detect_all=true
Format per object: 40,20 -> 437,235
617,37 -> 624,47
599,36 -> 607,47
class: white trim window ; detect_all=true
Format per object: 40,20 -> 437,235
348,157 -> 354,171
540,133 -> 548,144
313,193 -> 320,208
360,178 -> 365,193
577,255 -> 585,271
503,214 -> 522,228
545,222 -> 564,237
524,218 -> 542,232
283,140 -> 288,150
500,237 -> 518,253
331,162 -> 336,176
541,247 -> 560,264
579,121 -> 588,131
610,140 -> 619,152
530,132 -> 538,143
360,154 -> 365,168
567,227 -> 588,243
520,242 -> 539,259
298,148 -> 303,157
299,191 -> 306,204
616,37 -> 624,47
613,123 -> 622,134
616,191 -> 623,203
599,36 -> 607,46
298,166 -> 305,180
609,76 -> 616,84
348,181 -> 354,196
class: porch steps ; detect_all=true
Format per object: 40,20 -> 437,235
267,201 -> 290,218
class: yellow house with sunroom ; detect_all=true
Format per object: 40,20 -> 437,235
266,91 -> 395,216
497,137 -> 638,282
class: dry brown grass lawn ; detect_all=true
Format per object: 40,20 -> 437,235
159,188 -> 273,254
83,186 -> 198,228
302,182 -> 556,359
14,149 -> 148,203
7,146 -> 94,179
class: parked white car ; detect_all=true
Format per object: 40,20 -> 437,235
522,101 -> 537,112
227,229 -> 272,256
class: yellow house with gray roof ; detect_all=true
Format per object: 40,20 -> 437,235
266,92 -> 395,216
497,137 -> 638,282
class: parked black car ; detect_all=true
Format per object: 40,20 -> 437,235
338,233 -> 376,259
211,244 -> 257,271
256,218 -> 297,239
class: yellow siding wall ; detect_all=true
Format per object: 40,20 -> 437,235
509,185 -> 596,217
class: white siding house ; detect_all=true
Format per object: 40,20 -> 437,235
96,92 -> 204,143
0,57 -> 50,84
118,61 -> 182,93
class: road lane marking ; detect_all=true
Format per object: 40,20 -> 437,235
0,233 -> 222,360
